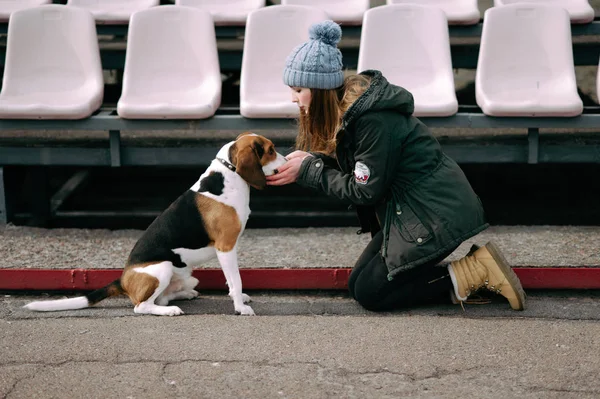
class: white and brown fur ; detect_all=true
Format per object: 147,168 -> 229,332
24,133 -> 287,316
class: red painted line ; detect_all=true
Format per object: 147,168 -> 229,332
0,268 -> 598,291
513,268 -> 600,290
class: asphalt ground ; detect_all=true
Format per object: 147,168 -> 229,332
1,290 -> 600,399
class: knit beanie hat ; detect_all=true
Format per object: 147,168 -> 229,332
283,20 -> 344,90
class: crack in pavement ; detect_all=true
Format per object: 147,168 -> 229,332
3,366 -> 41,399
4,359 -> 598,397
0,358 -> 466,381
413,365 -> 485,382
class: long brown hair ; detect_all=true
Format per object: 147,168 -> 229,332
295,74 -> 371,156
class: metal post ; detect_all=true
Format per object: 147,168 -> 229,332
0,167 -> 7,225
109,130 -> 121,167
528,128 -> 539,164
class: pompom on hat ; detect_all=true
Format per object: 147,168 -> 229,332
283,20 -> 344,90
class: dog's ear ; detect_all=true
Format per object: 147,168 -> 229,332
253,139 -> 265,159
234,144 -> 266,190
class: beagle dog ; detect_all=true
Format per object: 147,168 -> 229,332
24,133 -> 287,316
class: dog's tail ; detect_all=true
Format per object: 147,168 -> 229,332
24,280 -> 123,312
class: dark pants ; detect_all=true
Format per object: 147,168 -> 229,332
348,231 -> 458,311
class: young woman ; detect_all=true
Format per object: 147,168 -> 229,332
266,20 -> 526,311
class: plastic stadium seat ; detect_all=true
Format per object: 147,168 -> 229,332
117,6 -> 221,119
281,0 -> 368,25
66,0 -> 159,24
476,4 -> 583,117
240,5 -> 328,118
0,0 -> 51,22
174,0 -> 265,26
494,0 -> 594,24
386,0 -> 480,25
358,5 -> 458,117
0,5 -> 103,119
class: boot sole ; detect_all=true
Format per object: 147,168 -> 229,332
485,241 -> 527,310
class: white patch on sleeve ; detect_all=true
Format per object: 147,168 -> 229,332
354,161 -> 370,185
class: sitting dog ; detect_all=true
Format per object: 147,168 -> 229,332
24,133 -> 287,316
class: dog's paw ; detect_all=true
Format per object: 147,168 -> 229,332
182,290 -> 199,300
241,293 -> 252,303
163,306 -> 184,316
235,305 -> 255,316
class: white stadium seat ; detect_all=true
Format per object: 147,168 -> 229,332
281,0 -> 368,25
175,0 -> 265,26
386,0 -> 480,25
117,6 -> 221,119
0,5 -> 103,119
494,0 -> 594,24
358,5 -> 458,117
476,4 -> 583,117
66,0 -> 159,24
240,5 -> 328,118
0,0 -> 51,22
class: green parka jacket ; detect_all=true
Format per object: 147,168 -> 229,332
297,70 -> 488,280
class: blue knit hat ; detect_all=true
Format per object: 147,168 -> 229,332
283,20 -> 344,90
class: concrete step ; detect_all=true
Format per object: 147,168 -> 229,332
1,225 -> 599,270
1,225 -> 599,290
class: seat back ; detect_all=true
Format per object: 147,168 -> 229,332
121,6 -> 220,98
476,4 -> 582,116
66,0 -> 159,23
240,5 -> 328,118
1,5 -> 103,97
494,0 -> 594,24
67,0 -> 159,8
358,4 -> 457,116
281,0 -> 369,24
386,0 -> 480,24
0,0 -> 51,21
175,0 -> 265,24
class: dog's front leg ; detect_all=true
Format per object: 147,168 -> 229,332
216,249 -> 255,315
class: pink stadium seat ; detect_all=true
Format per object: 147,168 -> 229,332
0,0 -> 51,22
117,6 -> 221,119
387,0 -> 480,25
494,0 -> 594,24
240,5 -> 328,118
174,0 -> 265,26
0,5 -> 103,119
280,0 -> 369,25
476,4 -> 583,117
358,5 -> 458,117
66,0 -> 159,24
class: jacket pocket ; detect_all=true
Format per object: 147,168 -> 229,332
393,201 -> 431,245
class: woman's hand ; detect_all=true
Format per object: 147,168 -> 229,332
266,151 -> 312,186
286,150 -> 312,160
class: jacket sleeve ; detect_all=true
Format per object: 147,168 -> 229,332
297,114 -> 398,205
308,152 -> 340,170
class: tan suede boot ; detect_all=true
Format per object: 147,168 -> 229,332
448,242 -> 526,310
449,244 -> 491,305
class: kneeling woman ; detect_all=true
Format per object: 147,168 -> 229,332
267,21 -> 526,311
